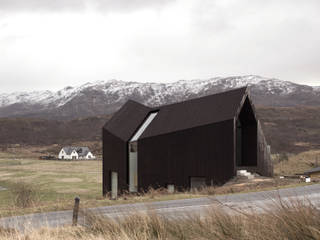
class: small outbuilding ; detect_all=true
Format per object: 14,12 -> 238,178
102,87 -> 273,195
58,147 -> 95,160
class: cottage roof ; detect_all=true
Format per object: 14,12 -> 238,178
104,87 -> 248,141
62,147 -> 75,155
62,147 -> 91,157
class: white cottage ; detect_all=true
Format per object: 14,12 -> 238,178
58,147 -> 95,160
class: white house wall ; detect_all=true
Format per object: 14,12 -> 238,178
70,151 -> 78,159
58,148 -> 95,160
58,149 -> 79,160
58,150 -> 65,159
86,152 -> 95,159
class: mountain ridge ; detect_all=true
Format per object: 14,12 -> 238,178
0,75 -> 319,120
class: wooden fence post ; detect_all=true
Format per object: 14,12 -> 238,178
72,196 -> 80,226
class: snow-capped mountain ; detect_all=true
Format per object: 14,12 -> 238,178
0,75 -> 319,120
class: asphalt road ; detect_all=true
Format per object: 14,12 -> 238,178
1,184 -> 320,232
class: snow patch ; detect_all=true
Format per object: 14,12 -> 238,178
0,75 -> 315,108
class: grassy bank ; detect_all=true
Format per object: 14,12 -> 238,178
274,150 -> 320,175
1,199 -> 319,240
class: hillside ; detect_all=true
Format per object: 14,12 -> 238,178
0,75 -> 319,154
0,75 -> 319,120
257,106 -> 320,153
0,106 -> 319,154
0,115 -> 111,147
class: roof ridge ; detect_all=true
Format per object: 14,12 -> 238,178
151,86 -> 248,110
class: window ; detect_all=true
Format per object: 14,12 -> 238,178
128,111 -> 158,193
129,112 -> 158,142
130,142 -> 138,152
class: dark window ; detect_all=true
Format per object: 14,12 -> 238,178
130,142 -> 138,152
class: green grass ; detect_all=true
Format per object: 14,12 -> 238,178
0,156 -> 103,216
0,156 -> 206,216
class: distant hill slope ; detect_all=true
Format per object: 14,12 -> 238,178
0,107 -> 319,154
0,115 -> 111,146
257,106 -> 320,153
0,75 -> 319,120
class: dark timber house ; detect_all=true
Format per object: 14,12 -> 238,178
102,87 -> 273,195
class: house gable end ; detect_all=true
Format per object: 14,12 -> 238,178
104,100 -> 151,141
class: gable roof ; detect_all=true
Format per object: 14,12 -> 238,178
104,100 -> 151,141
62,147 -> 91,157
76,147 -> 90,157
62,147 -> 76,155
104,87 -> 248,141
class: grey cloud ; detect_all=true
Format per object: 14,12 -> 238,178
0,0 -> 319,92
0,0 -> 175,12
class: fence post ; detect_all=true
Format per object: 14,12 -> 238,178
72,197 -> 80,226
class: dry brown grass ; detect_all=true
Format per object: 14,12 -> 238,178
10,182 -> 40,208
1,199 -> 319,240
274,150 -> 320,175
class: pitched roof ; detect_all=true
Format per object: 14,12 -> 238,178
142,87 -> 247,138
62,147 -> 91,157
76,147 -> 90,157
62,147 -> 76,155
104,87 -> 248,141
104,100 -> 151,141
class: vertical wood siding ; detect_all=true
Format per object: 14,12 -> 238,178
102,129 -> 128,195
138,120 -> 235,191
257,120 -> 274,177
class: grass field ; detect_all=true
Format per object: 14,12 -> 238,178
0,149 -> 318,217
0,151 -> 206,217
0,151 -> 103,216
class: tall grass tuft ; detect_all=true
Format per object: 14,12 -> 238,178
10,183 -> 39,208
78,199 -> 320,240
1,199 -> 320,239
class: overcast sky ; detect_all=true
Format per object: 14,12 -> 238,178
0,0 -> 319,92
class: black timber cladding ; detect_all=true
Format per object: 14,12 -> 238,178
139,120 -> 235,190
103,101 -> 151,193
103,87 -> 273,194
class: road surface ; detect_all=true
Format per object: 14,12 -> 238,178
1,184 -> 320,232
